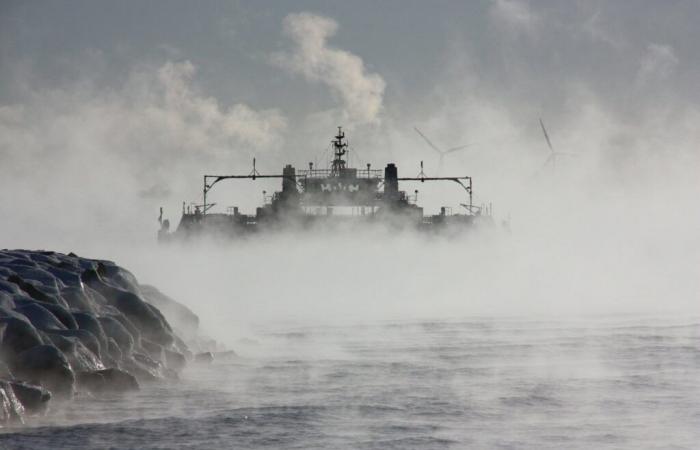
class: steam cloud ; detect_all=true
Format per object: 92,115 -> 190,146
0,60 -> 286,178
0,4 -> 698,327
0,59 -> 286,247
272,12 -> 386,126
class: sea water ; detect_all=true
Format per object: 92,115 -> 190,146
2,316 -> 699,449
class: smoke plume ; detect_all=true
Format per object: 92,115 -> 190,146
271,12 -> 386,126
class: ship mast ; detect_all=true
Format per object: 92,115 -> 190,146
330,126 -> 348,176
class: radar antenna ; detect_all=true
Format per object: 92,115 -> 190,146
331,126 -> 348,176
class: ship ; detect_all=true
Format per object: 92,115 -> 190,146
158,127 -> 494,241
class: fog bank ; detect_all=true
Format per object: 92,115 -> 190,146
1,3 -> 699,345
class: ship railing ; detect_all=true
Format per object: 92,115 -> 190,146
296,168 -> 383,179
300,205 -> 380,216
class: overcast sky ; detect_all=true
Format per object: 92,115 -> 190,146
3,1 -> 698,111
1,1 -> 698,245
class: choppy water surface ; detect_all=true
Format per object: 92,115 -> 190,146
2,316 -> 700,449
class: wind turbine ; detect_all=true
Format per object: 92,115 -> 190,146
414,127 -> 473,175
538,118 -> 576,172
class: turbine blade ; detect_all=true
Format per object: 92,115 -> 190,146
539,118 -> 553,152
414,127 -> 444,155
444,143 -> 475,154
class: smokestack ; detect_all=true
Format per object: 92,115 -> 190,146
384,163 -> 398,201
282,164 -> 298,195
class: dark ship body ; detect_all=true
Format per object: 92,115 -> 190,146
158,127 -> 493,241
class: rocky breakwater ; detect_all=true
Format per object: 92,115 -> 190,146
0,249 -> 205,425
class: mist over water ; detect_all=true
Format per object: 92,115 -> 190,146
2,1 -> 700,448
48,167 -> 699,340
4,316 -> 700,449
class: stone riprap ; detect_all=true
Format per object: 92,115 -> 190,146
0,249 -> 206,425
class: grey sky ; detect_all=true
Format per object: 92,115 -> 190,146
1,1 -> 698,245
3,1 -> 698,113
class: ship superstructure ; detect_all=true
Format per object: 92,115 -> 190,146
158,127 -> 493,241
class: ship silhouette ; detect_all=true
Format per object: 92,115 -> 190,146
158,127 -> 494,241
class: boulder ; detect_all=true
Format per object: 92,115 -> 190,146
14,302 -> 67,331
214,350 -> 238,360
0,292 -> 15,309
0,380 -> 25,425
0,361 -> 13,378
61,286 -> 97,313
0,305 -> 30,322
29,300 -> 78,330
140,338 -> 165,363
0,317 -> 44,360
122,355 -> 162,382
42,331 -> 104,373
96,261 -> 141,294
0,279 -> 22,295
26,252 -> 62,267
83,270 -> 173,347
12,345 -> 75,397
84,285 -> 109,309
49,329 -> 102,360
5,266 -> 63,293
6,275 -> 67,308
9,381 -> 51,415
164,349 -> 186,372
76,257 -> 98,272
44,266 -> 82,288
1,249 -> 199,411
98,316 -> 135,355
109,313 -> 142,344
106,337 -> 123,362
194,352 -> 214,364
76,368 -> 139,393
73,312 -> 109,351
173,335 -> 193,361
140,284 -> 199,338
95,367 -> 139,391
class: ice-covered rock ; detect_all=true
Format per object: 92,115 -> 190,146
0,380 -> 25,424
9,381 -> 51,415
76,368 -> 139,393
194,351 -> 214,364
0,317 -> 44,360
0,249 -> 203,426
14,302 -> 67,331
12,344 -> 75,397
140,284 -> 200,339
